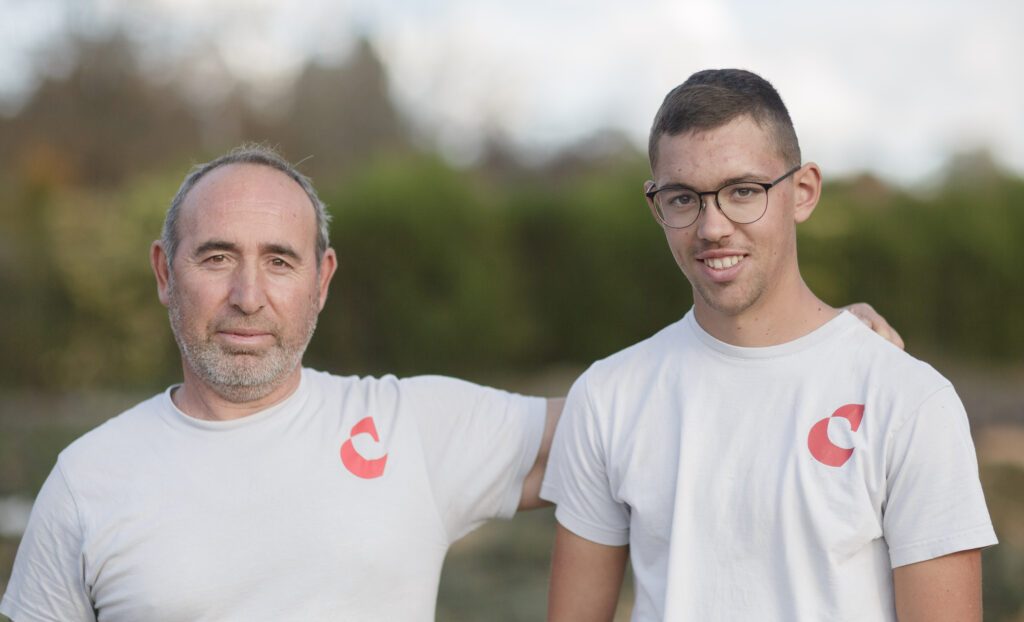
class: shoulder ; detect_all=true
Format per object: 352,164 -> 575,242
828,316 -> 961,433
302,367 -> 497,396
51,391 -> 175,502
303,368 -> 539,418
301,367 -> 405,406
575,318 -> 688,398
840,317 -> 952,398
58,392 -> 168,467
303,367 -> 500,401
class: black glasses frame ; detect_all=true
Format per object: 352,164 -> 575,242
646,164 -> 802,229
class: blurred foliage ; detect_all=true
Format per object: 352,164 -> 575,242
800,163 -> 1024,362
3,147 -> 1023,389
0,27 -> 1022,621
2,28 -> 1021,388
981,464 -> 1024,620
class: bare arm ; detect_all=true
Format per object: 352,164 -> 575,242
893,549 -> 983,622
518,397 -> 564,511
548,524 -> 629,622
843,302 -> 905,349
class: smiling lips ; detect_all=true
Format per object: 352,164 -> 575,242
701,254 -> 745,270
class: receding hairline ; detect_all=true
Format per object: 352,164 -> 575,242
173,162 -> 322,251
179,161 -> 318,211
160,143 -> 332,270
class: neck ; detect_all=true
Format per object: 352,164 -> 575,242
693,273 -> 838,347
171,365 -> 303,421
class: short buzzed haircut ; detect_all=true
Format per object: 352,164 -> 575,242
161,143 -> 332,268
648,69 -> 801,170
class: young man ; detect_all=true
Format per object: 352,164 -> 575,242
541,69 -> 997,621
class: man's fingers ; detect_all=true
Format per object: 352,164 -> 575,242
844,302 -> 905,350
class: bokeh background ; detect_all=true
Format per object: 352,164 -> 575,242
1,0 -> 1022,619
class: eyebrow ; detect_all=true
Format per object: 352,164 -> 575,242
659,171 -> 773,190
262,243 -> 302,261
193,240 -> 238,256
193,240 -> 303,261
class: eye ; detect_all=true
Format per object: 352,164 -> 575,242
664,190 -> 697,207
205,254 -> 227,264
725,183 -> 766,203
269,257 -> 292,269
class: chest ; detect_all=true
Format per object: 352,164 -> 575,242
79,420 -> 445,621
608,377 -> 890,554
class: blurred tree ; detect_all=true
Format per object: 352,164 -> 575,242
0,28 -> 1022,391
0,33 -> 203,187
258,39 -> 410,178
311,152 -> 536,377
43,174 -> 180,388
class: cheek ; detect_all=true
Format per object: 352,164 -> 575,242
269,278 -> 321,311
174,277 -> 225,314
664,231 -> 692,267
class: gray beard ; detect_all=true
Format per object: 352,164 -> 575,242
167,282 -> 319,404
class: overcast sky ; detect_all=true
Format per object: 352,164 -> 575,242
2,0 -> 1021,183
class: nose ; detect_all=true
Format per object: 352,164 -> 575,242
695,193 -> 735,243
228,263 -> 267,315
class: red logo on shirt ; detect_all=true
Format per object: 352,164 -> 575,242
340,417 -> 388,479
807,403 -> 864,467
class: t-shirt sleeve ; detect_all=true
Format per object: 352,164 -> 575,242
1,462 -> 95,622
882,385 -> 998,568
404,376 -> 546,542
540,373 -> 630,546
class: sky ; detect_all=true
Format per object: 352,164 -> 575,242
1,0 -> 1022,184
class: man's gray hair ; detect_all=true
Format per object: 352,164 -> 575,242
161,143 -> 332,267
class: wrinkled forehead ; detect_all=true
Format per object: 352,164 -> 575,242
177,164 -> 318,249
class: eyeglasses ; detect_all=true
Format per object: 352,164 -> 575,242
645,165 -> 801,229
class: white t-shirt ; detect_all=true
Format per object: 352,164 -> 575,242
541,310 -> 997,621
1,369 -> 546,622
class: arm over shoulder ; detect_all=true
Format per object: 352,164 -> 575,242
406,376 -> 547,542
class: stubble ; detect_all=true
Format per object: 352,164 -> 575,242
167,279 -> 319,403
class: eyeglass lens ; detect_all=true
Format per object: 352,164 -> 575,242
654,182 -> 769,228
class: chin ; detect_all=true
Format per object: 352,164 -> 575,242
696,286 -> 760,318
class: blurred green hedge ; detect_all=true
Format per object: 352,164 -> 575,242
1,151 -> 1021,390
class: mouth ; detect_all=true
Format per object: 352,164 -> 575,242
219,328 -> 271,337
214,328 -> 276,349
692,250 -> 748,285
700,254 -> 746,270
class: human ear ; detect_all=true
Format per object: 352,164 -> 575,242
151,240 -> 172,307
317,248 -> 338,311
792,163 -> 822,223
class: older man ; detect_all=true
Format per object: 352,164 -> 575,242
2,144 -> 899,621
1,146 -> 557,621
